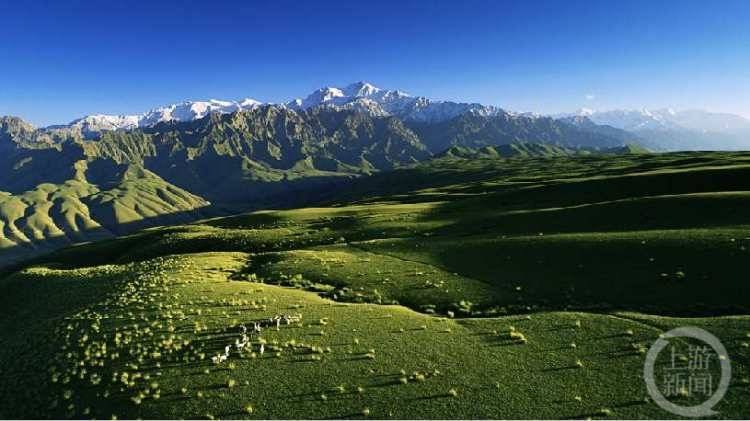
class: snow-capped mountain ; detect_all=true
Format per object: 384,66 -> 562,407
58,98 -> 263,138
51,81 -> 512,138
287,81 -> 505,123
137,98 -> 262,127
287,82 -> 411,111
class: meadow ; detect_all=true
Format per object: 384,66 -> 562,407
1,151 -> 750,418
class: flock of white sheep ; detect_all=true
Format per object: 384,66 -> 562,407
211,313 -> 302,364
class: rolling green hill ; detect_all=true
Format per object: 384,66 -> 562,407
2,151 -> 749,419
0,160 -> 209,265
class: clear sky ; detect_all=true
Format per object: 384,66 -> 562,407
2,0 -> 749,126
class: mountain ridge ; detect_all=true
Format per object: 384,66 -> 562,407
42,81 -> 511,136
12,81 -> 747,152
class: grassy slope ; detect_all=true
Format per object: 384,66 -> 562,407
0,162 -> 209,265
2,253 -> 748,419
2,151 -> 750,418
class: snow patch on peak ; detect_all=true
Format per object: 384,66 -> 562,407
67,114 -> 140,137
291,82 -> 504,123
63,97 -> 264,137
299,87 -> 347,109
240,98 -> 262,107
343,81 -> 382,98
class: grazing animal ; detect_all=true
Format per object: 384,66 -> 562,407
235,339 -> 248,351
259,344 -> 265,355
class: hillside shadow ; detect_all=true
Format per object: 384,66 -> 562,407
428,163 -> 750,238
0,144 -> 86,194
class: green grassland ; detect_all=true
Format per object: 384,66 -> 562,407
2,151 -> 750,418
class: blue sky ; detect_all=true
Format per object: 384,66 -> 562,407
1,0 -> 749,126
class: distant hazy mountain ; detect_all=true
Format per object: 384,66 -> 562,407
408,112 -> 637,153
566,108 -> 681,131
560,108 -> 750,150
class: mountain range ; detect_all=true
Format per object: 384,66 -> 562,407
39,81 -> 750,151
47,82 -> 510,138
1,81 -> 748,264
561,107 -> 750,150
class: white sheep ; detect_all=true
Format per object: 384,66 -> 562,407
235,339 -> 248,351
